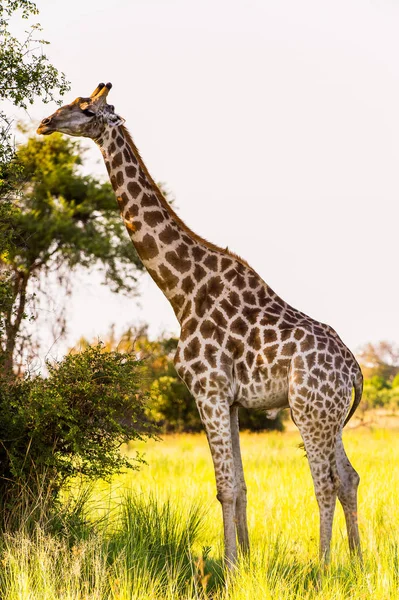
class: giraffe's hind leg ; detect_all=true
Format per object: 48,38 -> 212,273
336,435 -> 361,558
230,404 -> 249,555
290,392 -> 342,562
299,426 -> 340,562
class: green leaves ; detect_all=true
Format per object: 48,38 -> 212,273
0,0 -> 70,185
1,133 -> 144,372
0,1 -> 69,109
8,133 -> 143,288
0,343 -> 155,502
0,1 -> 39,21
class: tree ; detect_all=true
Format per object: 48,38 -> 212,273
357,341 -> 399,381
0,134 -> 144,374
0,0 -> 69,173
0,6 -> 155,517
0,0 -> 71,373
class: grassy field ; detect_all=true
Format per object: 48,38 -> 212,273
2,426 -> 399,599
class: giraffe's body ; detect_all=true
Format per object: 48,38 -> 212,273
37,83 -> 362,566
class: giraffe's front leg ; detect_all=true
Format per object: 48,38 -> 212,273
197,395 -> 238,568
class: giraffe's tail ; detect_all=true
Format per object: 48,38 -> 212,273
344,364 -> 363,427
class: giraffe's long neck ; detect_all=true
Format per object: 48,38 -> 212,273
96,125 -> 219,323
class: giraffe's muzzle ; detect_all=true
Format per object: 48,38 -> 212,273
37,117 -> 54,135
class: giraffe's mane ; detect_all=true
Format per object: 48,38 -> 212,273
121,124 -> 252,270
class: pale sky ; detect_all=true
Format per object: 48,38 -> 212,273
8,0 -> 399,361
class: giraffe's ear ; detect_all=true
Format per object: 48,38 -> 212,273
79,101 -> 97,116
80,101 -> 95,111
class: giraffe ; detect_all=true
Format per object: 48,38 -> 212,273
37,82 -> 363,567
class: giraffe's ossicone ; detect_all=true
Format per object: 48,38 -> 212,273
37,83 -> 363,567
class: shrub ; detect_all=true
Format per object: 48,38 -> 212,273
361,376 -> 399,411
0,343 -> 154,513
149,376 -> 202,432
392,373 -> 399,389
238,407 -> 285,432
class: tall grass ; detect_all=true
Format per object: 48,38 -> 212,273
0,493 -> 208,599
1,428 -> 399,598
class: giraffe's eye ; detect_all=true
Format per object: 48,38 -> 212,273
82,108 -> 95,117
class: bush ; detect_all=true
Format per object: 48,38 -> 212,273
392,373 -> 399,389
361,376 -> 399,411
238,407 -> 285,432
0,343 -> 154,512
149,375 -> 202,432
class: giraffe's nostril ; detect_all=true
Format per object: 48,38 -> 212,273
41,117 -> 51,125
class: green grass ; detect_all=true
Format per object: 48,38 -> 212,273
2,427 -> 399,598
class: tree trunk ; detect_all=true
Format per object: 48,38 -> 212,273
3,270 -> 29,375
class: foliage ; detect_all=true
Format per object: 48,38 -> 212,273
0,133 -> 143,373
149,375 -> 201,432
361,376 -> 399,411
0,0 -> 69,172
0,0 -> 72,373
77,325 -> 285,433
357,341 -> 399,381
6,133 -> 143,286
238,406 -> 285,432
75,326 -> 200,433
392,373 -> 399,389
0,343 -> 153,508
356,342 -> 399,410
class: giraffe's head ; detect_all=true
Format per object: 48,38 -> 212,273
36,82 -> 124,139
